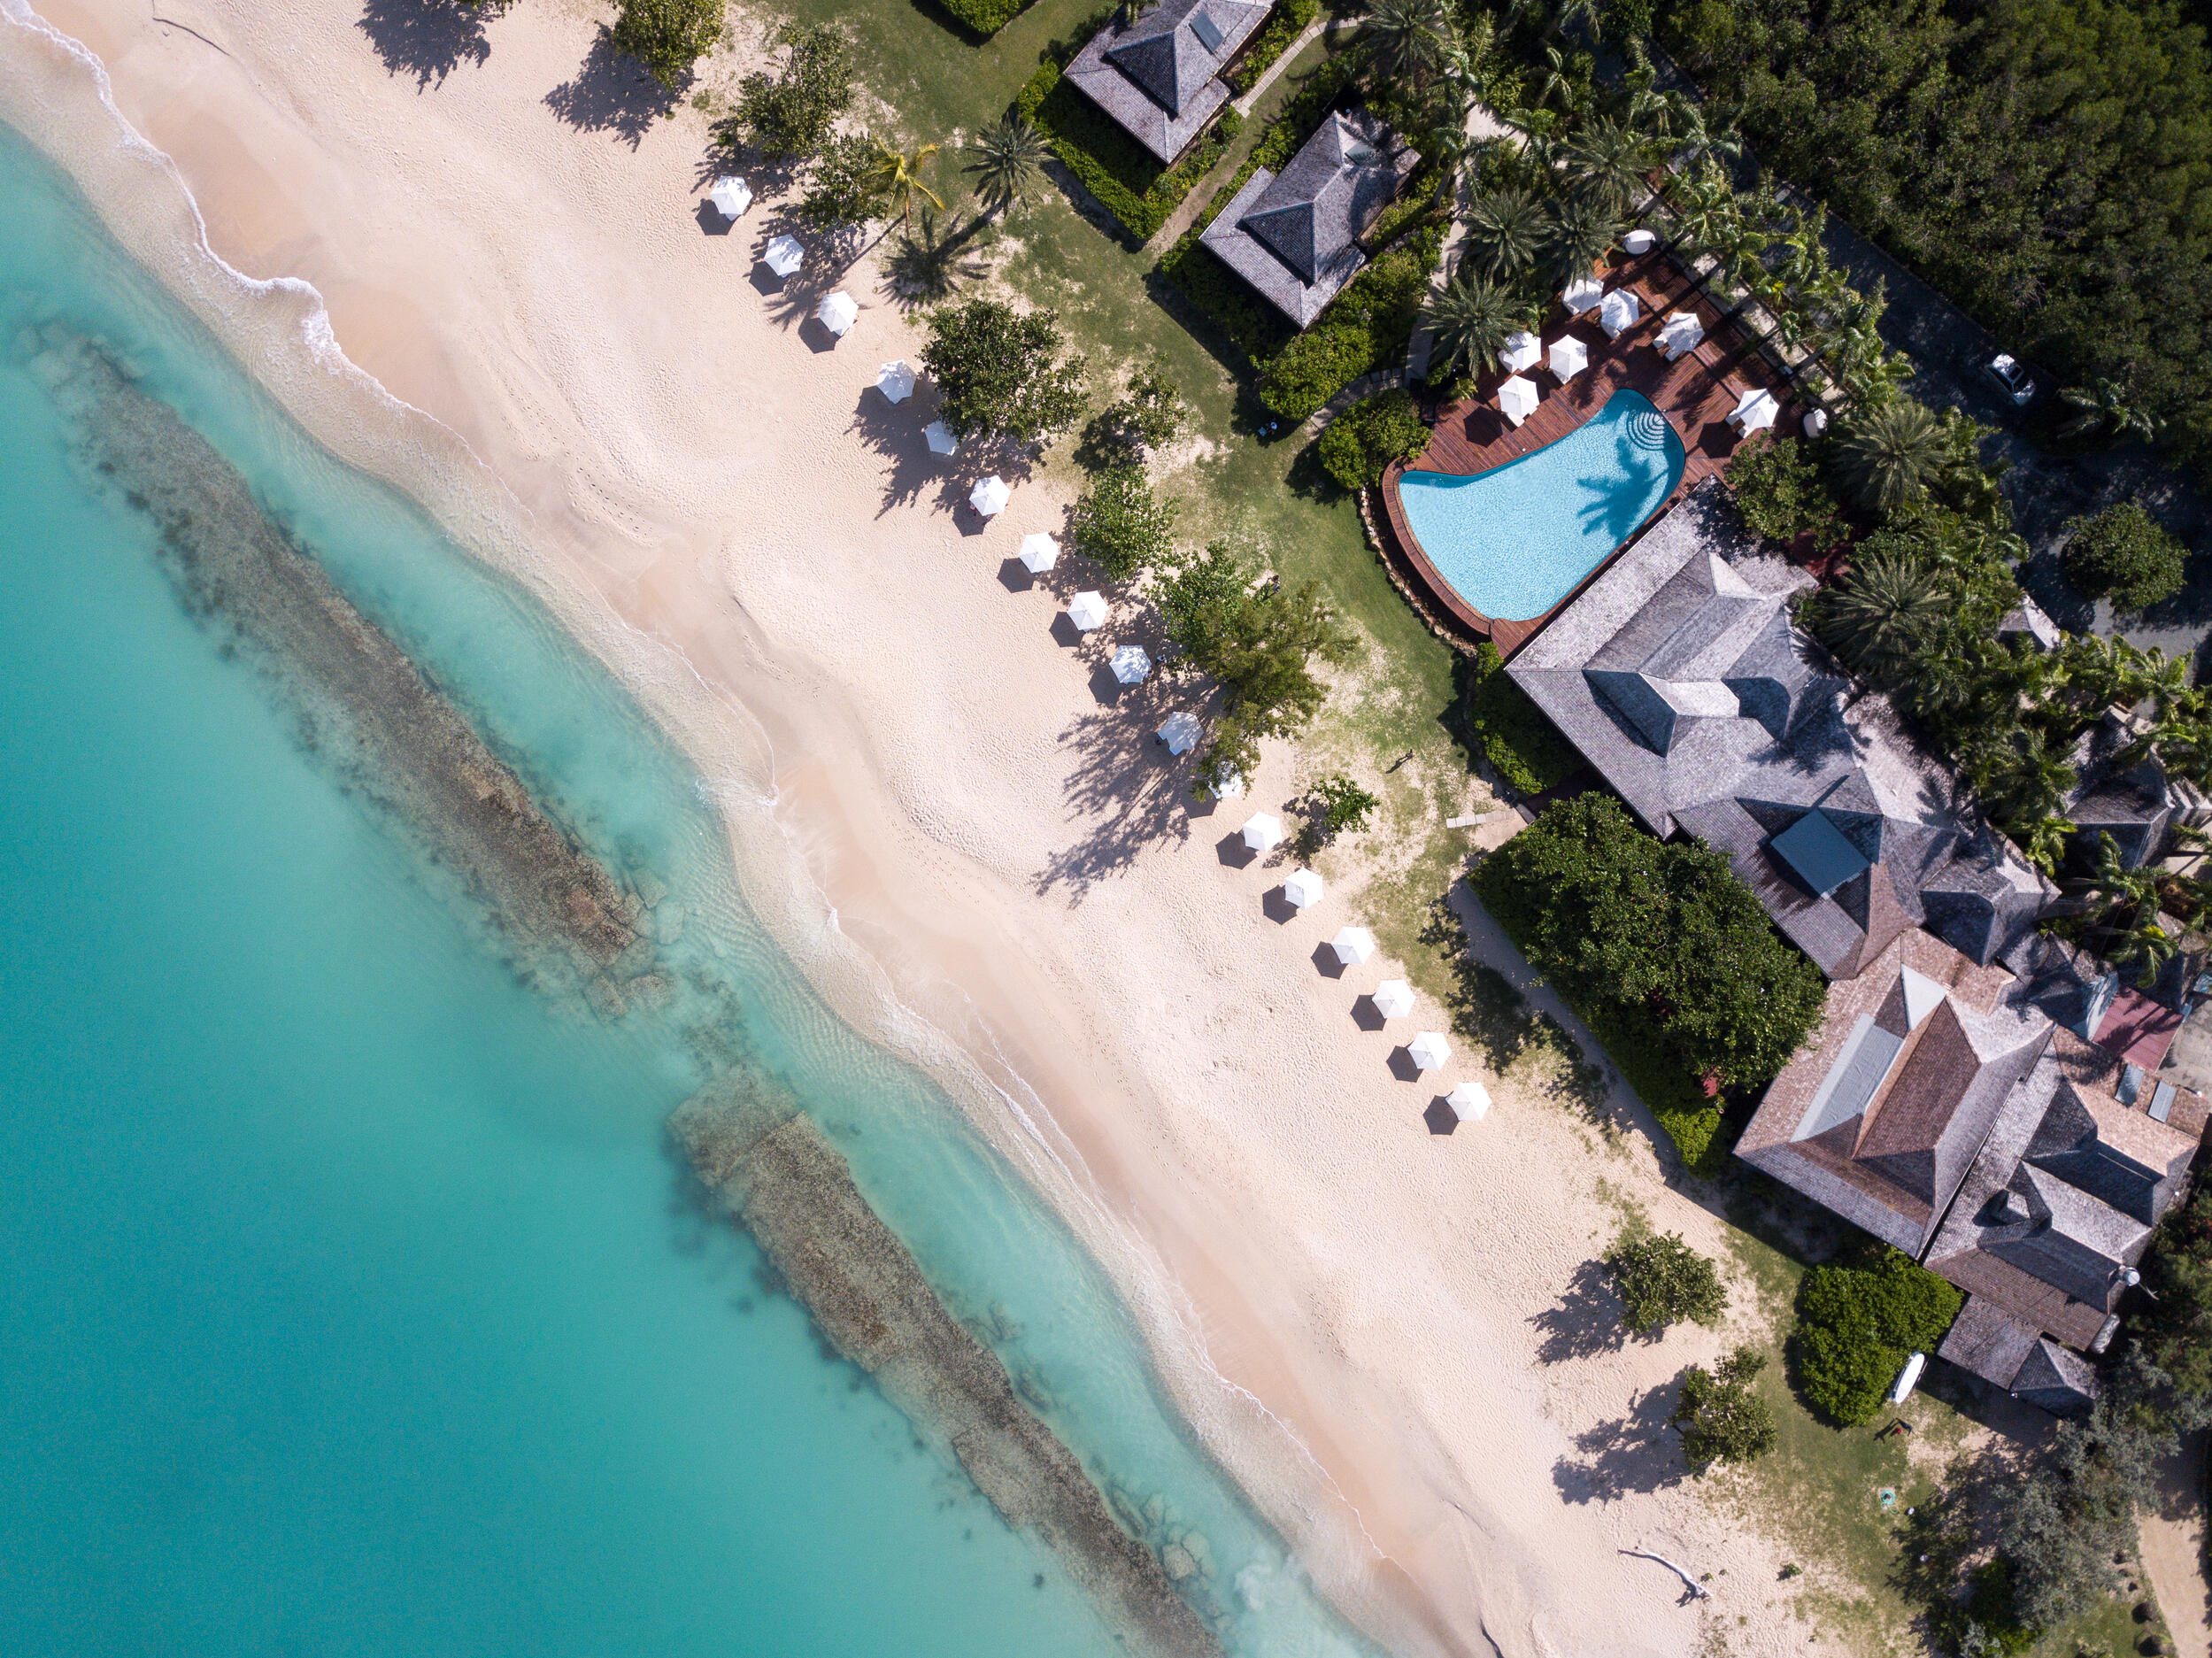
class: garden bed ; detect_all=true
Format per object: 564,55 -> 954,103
923,0 -> 1039,38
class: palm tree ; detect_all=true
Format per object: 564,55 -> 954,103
1832,398 -> 1947,512
2063,835 -> 2176,988
964,113 -> 1049,219
870,139 -> 944,227
1561,116 -> 1659,218
886,207 -> 985,302
1462,185 -> 1545,282
2060,377 -> 2160,445
1543,195 -> 1622,287
1423,269 -> 1530,381
1970,724 -> 2077,828
1357,0 -> 1455,88
2015,814 -> 2075,877
1818,545 -> 1946,682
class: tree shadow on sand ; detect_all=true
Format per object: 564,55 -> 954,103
1551,1381 -> 1688,1505
357,0 -> 490,88
1530,1257 -> 1631,1364
1033,673 -> 1208,901
543,34 -> 679,147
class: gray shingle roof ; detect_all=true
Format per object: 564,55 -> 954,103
1198,110 -> 1418,328
1507,485 -> 2049,979
1065,0 -> 1273,166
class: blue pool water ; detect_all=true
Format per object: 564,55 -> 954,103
1397,388 -> 1685,622
0,123 -> 1372,1658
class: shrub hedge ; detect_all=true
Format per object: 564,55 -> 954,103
1016,55 -> 1242,242
1792,1244 -> 1964,1426
1256,226 -> 1443,420
926,0 -> 1036,36
1224,0 -> 1318,96
1316,387 -> 1430,489
1453,642 -> 1581,799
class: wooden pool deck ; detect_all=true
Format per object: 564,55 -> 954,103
1377,248 -> 1798,659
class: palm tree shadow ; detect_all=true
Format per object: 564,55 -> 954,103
1033,680 -> 1206,901
356,0 -> 490,88
543,34 -> 679,147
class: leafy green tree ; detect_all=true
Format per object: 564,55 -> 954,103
1085,358 -> 1191,460
1155,542 -> 1359,781
790,132 -> 882,234
1066,464 -> 1175,580
1791,1245 -> 1962,1426
964,112 -> 1050,218
870,139 -> 944,227
1725,435 -> 1843,549
1606,1230 -> 1727,1335
733,21 -> 853,161
1462,185 -> 1547,283
1831,397 -> 1947,512
1316,388 -> 1430,489
2062,500 -> 2190,613
1304,774 -> 1381,847
1671,1346 -> 1777,1475
886,208 -> 984,302
920,299 -> 1087,447
1422,270 -> 1533,382
607,0 -> 722,89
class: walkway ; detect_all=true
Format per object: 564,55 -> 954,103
1378,246 -> 1794,656
2143,1435 -> 2212,1658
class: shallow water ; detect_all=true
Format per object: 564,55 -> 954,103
0,124 -> 1375,1658
1398,387 -> 1686,623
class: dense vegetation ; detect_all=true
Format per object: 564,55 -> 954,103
2062,498 -> 2191,614
1789,1244 -> 1962,1426
920,299 -> 1088,447
1661,0 -> 2212,475
1723,435 -> 1843,551
1671,1346 -> 1777,1473
1450,642 -> 1582,798
729,21 -> 853,159
924,0 -> 1036,41
607,0 -> 723,89
1315,388 -> 1431,489
1225,0 -> 1322,96
1473,794 -> 1827,1168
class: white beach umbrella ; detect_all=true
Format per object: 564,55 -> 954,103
1370,977 -> 1414,1020
875,359 -> 917,404
1499,374 -> 1538,428
1157,711 -> 1202,756
1656,310 -> 1705,361
1283,868 -> 1324,910
1498,329 -> 1541,374
1017,531 -> 1060,575
1111,644 -> 1152,685
1066,590 -> 1108,632
764,234 -> 805,280
1622,227 -> 1657,256
1331,926 -> 1376,968
1561,274 -> 1605,314
1599,289 -> 1642,339
1211,766 -> 1246,800
709,175 -> 753,221
1241,813 -> 1284,854
924,420 -> 959,457
1802,408 -> 1830,438
1407,1030 -> 1453,1073
1444,1080 -> 1492,1122
1729,387 -> 1780,433
969,474 -> 1011,518
815,289 -> 859,338
1547,335 -> 1588,382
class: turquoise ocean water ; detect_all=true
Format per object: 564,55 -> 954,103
0,125 -> 1372,1658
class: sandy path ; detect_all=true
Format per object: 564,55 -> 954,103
2146,1438 -> 2212,1658
0,3 -> 1829,1654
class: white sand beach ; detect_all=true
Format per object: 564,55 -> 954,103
0,3 -> 1848,1652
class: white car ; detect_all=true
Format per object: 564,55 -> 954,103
1985,352 -> 2036,405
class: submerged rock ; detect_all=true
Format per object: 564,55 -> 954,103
672,1095 -> 1222,1658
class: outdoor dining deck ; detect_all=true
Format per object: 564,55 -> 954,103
1377,246 -> 1799,658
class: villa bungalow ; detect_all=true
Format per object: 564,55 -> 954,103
1198,109 -> 1419,328
1507,485 -> 2204,1413
1066,0 -> 1273,167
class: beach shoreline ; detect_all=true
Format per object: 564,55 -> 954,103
0,3 -> 1830,1652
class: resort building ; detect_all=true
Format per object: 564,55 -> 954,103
1198,110 -> 1419,328
1065,0 -> 1272,166
1504,484 -> 2201,1413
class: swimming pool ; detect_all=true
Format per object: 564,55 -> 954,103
1395,388 -> 1686,623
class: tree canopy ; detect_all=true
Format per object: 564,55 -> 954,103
732,21 -> 854,161
919,299 -> 1087,448
2062,498 -> 2191,613
1671,1346 -> 1777,1474
1607,1230 -> 1728,1335
607,0 -> 723,89
1474,793 -> 1827,1091
1790,1243 -> 1962,1425
1661,0 -> 2212,480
